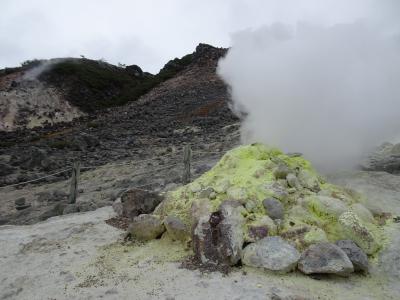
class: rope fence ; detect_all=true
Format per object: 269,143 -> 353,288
0,145 -> 226,192
0,168 -> 72,189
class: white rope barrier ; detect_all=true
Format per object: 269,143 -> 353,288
0,149 -> 224,190
0,168 -> 72,189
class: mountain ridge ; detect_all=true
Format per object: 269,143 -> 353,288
0,43 -> 227,132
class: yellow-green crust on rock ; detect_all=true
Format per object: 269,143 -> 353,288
154,143 -> 384,254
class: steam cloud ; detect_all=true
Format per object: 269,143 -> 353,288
218,12 -> 400,171
22,59 -> 66,81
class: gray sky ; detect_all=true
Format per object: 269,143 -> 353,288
0,0 -> 394,73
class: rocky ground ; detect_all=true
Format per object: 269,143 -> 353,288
0,44 -> 236,189
0,44 -> 240,225
0,169 -> 399,300
0,123 -> 240,225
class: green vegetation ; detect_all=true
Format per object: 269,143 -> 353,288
20,59 -> 43,68
1,51 -> 194,110
39,54 -> 193,112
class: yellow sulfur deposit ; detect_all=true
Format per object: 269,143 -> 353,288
154,143 -> 384,254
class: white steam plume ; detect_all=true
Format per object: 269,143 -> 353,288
218,12 -> 400,171
21,58 -> 67,81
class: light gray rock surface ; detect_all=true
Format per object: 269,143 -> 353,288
242,236 -> 300,273
128,214 -> 165,241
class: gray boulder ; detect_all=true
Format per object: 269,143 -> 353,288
15,197 -> 31,210
192,201 -> 244,266
286,173 -> 301,189
298,170 -> 320,192
335,240 -> 369,273
241,237 -> 300,273
164,215 -> 189,242
309,196 -> 348,218
128,214 -> 165,241
298,242 -> 354,276
119,189 -> 164,220
263,198 -> 284,220
274,164 -> 291,179
14,197 -> 26,207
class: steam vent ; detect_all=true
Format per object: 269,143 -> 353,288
137,144 -> 385,276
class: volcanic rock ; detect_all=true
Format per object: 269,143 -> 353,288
307,196 -> 348,218
303,227 -> 328,246
128,214 -> 165,241
246,215 -> 277,243
164,215 -> 189,242
192,201 -> 244,266
241,236 -> 300,273
335,240 -> 369,273
263,198 -> 284,220
298,170 -> 320,192
298,242 -> 354,276
274,164 -> 291,180
14,197 -> 26,207
286,173 -> 301,189
119,189 -> 164,220
338,211 -> 380,255
14,197 -> 31,210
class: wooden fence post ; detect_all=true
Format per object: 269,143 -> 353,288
183,145 -> 192,184
69,161 -> 80,204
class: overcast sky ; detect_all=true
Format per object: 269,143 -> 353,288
0,0 -> 396,73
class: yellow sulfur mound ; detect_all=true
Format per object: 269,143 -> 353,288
154,143 -> 384,254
